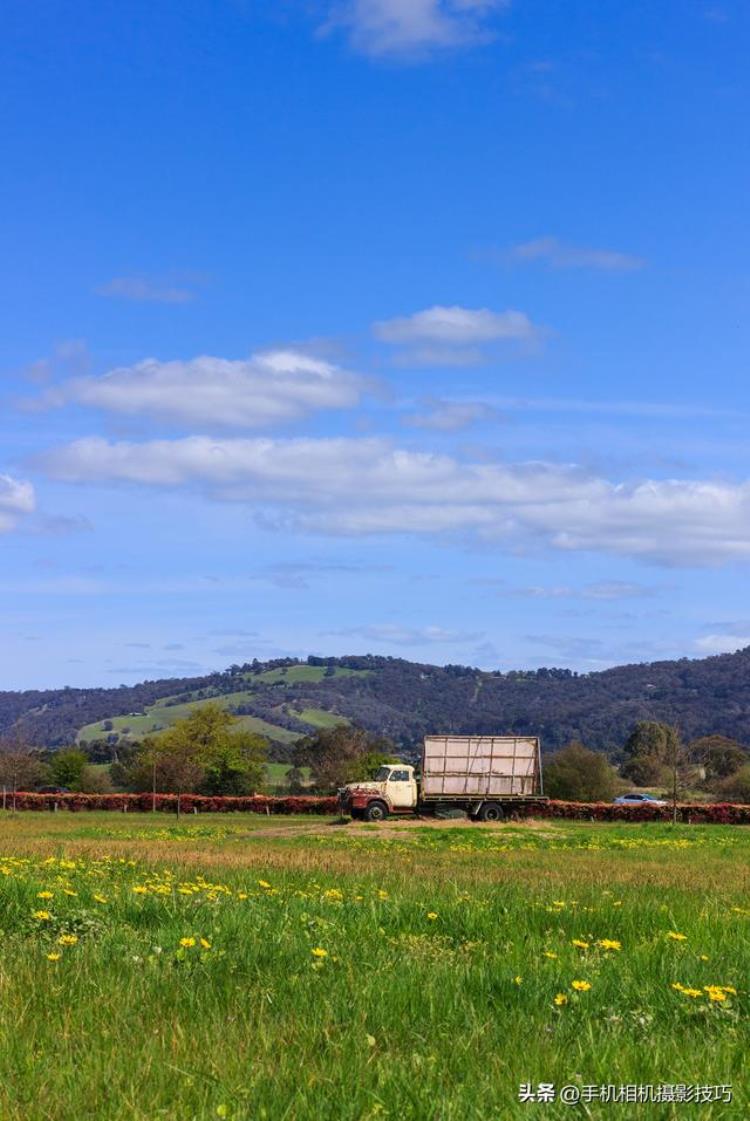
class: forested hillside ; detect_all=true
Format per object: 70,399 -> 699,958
3,648 -> 750,754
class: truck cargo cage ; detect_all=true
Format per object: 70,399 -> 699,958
421,735 -> 543,800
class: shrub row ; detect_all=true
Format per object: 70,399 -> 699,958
2,792 -> 750,822
1,792 -> 339,814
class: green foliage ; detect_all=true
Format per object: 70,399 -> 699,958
50,748 -> 88,791
124,704 -> 267,796
714,764 -> 750,803
543,741 -> 618,802
621,721 -> 682,785
294,725 -> 398,791
689,735 -> 748,780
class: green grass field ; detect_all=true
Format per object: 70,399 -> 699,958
0,813 -> 747,1120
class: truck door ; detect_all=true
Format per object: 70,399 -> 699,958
387,768 -> 416,808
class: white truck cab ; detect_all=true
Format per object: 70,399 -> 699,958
340,764 -> 417,818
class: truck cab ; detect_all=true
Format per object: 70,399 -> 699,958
339,764 -> 418,820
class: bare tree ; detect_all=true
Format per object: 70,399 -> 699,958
0,734 -> 45,810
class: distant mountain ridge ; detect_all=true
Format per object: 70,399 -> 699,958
3,647 -> 750,754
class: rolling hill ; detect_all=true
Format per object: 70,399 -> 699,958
2,648 -> 750,756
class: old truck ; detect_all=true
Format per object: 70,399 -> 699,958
339,734 -> 545,822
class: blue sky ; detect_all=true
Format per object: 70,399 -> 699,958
2,0 -> 750,689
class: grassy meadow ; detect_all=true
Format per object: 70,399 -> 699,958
0,812 -> 747,1120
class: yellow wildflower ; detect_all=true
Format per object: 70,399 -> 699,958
426,912 -> 438,921
57,934 -> 78,946
37,891 -> 54,900
513,975 -> 523,985
553,993 -> 568,1006
705,988 -> 727,1003
667,931 -> 687,941
93,894 -> 108,904
597,939 -> 622,951
132,886 -> 148,895
542,951 -> 558,960
571,980 -> 592,992
311,947 -> 328,958
571,939 -> 589,950
258,880 -> 271,889
46,952 -> 62,962
200,938 -> 211,950
33,910 -> 51,921
179,937 -> 196,948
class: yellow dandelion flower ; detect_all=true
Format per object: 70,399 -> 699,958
93,894 -> 108,904
200,938 -> 211,950
542,951 -> 558,960
597,939 -> 622,951
706,988 -> 727,1002
671,982 -> 685,992
667,931 -> 687,941
57,934 -> 78,946
311,947 -> 328,958
571,980 -> 592,992
237,892 -> 248,900
63,889 -> 78,897
132,886 -> 148,895
37,891 -> 54,900
553,993 -> 568,1006
572,939 -> 589,950
698,954 -> 709,962
426,912 -> 438,921
46,952 -> 62,962
179,937 -> 196,948
257,880 -> 271,889
33,910 -> 51,921
680,988 -> 703,998
719,986 -> 737,995
513,975 -> 523,985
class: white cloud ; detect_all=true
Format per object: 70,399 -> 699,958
404,399 -> 499,431
96,277 -> 195,304
333,623 -> 483,645
513,581 -> 655,600
323,0 -> 509,58
38,433 -> 750,566
694,634 -> 750,655
0,475 -> 36,533
43,350 -> 365,429
374,305 -> 537,344
506,236 -> 645,271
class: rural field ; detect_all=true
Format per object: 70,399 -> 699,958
0,813 -> 748,1121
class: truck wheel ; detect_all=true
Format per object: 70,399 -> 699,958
477,802 -> 504,823
364,800 -> 389,822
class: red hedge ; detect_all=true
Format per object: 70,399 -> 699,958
2,792 -> 750,823
3,792 -> 338,814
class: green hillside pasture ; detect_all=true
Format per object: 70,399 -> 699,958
0,815 -> 747,1121
78,689 -> 299,745
245,665 -> 369,685
289,706 -> 350,729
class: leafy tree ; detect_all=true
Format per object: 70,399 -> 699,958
50,748 -> 88,791
79,765 -> 115,794
621,721 -> 681,785
125,704 -> 267,796
689,735 -> 747,780
714,764 -> 750,803
543,742 -> 618,802
294,725 -> 398,791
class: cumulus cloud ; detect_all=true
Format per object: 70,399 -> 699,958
96,277 -> 196,304
323,0 -> 509,58
36,433 -> 750,566
42,350 -> 366,429
504,236 -> 645,271
374,305 -> 537,344
0,475 -> 36,533
374,305 -> 542,365
404,399 -> 500,431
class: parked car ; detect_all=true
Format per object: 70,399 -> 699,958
613,792 -> 667,806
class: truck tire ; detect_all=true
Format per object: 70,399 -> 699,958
477,802 -> 504,823
363,800 -> 389,822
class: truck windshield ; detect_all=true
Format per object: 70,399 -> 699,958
373,767 -> 391,781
